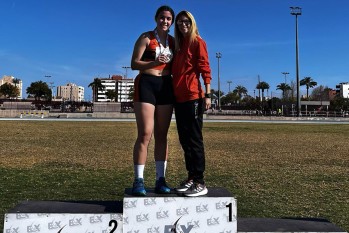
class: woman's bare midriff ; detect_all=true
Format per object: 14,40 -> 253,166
141,69 -> 171,76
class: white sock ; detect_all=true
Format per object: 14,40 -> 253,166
155,160 -> 167,180
134,165 -> 145,179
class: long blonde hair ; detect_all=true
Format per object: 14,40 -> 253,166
174,11 -> 200,51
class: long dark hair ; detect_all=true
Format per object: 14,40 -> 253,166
155,5 -> 175,24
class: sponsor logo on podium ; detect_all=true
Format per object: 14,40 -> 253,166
176,207 -> 189,216
27,223 -> 40,232
90,215 -> 103,224
5,227 -> 19,233
144,198 -> 157,206
16,214 -> 29,219
48,220 -> 62,230
69,217 -> 82,227
136,213 -> 150,222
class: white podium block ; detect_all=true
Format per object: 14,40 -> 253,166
4,191 -> 345,233
4,213 -> 122,233
123,187 -> 237,233
3,201 -> 123,233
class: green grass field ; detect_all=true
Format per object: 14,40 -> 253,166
0,120 -> 348,231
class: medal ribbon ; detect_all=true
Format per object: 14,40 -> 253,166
154,29 -> 168,53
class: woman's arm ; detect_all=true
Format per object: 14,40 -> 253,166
131,32 -> 163,71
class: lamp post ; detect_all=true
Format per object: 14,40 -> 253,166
281,72 -> 289,84
122,66 -> 131,79
216,52 -> 222,110
290,6 -> 302,117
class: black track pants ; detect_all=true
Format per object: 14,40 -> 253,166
174,98 -> 205,184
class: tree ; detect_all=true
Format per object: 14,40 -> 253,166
0,83 -> 19,98
233,85 -> 248,100
289,80 -> 296,101
256,81 -> 270,112
210,88 -> 224,107
12,78 -> 21,99
88,78 -> 105,102
128,86 -> 134,101
242,95 -> 258,108
331,96 -> 349,111
256,81 -> 270,101
13,78 -> 21,87
105,90 -> 117,101
26,81 -> 51,100
221,92 -> 239,105
276,83 -> 292,99
311,85 -> 330,101
300,76 -> 317,99
211,89 -> 224,99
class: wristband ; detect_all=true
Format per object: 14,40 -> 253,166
205,93 -> 211,98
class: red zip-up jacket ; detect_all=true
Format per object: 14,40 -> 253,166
172,36 -> 212,103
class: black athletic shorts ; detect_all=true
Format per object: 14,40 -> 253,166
134,73 -> 174,105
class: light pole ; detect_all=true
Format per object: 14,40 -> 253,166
281,72 -> 289,84
216,52 -> 222,110
290,6 -> 302,117
122,66 -> 131,79
227,81 -> 232,93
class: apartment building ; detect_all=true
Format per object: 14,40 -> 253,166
336,82 -> 349,99
0,75 -> 23,99
97,75 -> 134,102
57,83 -> 84,101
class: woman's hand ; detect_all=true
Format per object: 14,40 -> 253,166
157,53 -> 170,64
205,97 -> 211,110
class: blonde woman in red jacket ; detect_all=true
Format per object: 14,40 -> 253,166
172,10 -> 212,197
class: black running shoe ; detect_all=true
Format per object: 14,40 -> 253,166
175,179 -> 194,192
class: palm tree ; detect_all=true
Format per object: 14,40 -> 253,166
276,83 -> 292,99
128,86 -> 134,101
12,78 -> 21,99
256,81 -> 270,101
105,90 -> 117,102
300,77 -> 317,99
88,78 -> 105,102
12,78 -> 21,87
233,85 -> 248,100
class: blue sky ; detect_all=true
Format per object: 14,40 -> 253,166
1,0 -> 349,100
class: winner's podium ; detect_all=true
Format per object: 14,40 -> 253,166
123,187 -> 237,232
3,187 -> 237,233
3,187 -> 347,233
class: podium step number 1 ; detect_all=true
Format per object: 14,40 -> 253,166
123,187 -> 237,232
